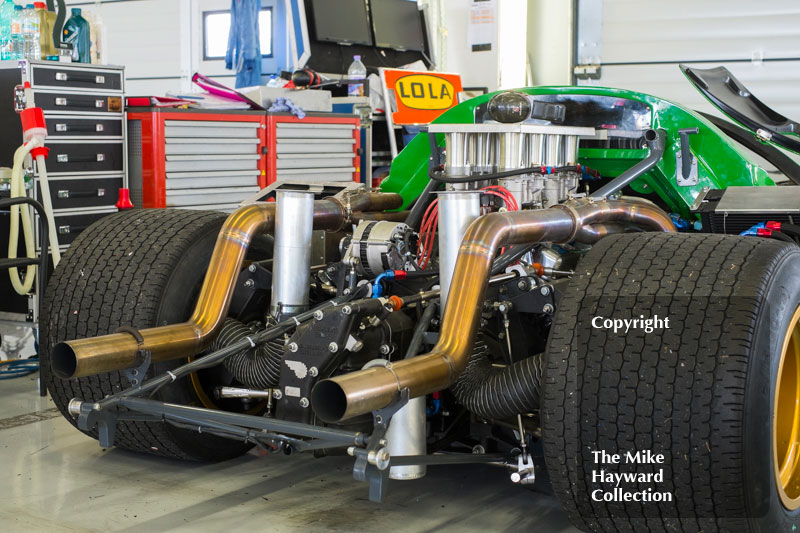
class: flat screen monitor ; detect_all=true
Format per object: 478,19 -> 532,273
370,0 -> 425,52
310,0 -> 373,46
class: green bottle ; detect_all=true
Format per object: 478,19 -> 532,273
63,7 -> 90,63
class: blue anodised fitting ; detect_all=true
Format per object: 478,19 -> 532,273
669,213 -> 691,231
426,398 -> 441,416
740,222 -> 767,236
581,167 -> 600,181
372,271 -> 395,298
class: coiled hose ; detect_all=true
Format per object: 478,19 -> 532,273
450,341 -> 544,420
8,140 -> 39,294
212,318 -> 285,389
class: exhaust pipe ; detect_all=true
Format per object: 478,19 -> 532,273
310,197 -> 675,422
52,192 -> 402,379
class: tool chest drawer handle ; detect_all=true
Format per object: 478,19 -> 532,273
57,189 -> 106,199
55,97 -> 105,108
55,72 -> 105,84
55,123 -> 105,133
58,224 -> 90,235
56,154 -> 106,163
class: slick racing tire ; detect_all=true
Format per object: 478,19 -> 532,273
41,208 -> 255,461
542,232 -> 800,532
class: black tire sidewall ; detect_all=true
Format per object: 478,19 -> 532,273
747,252 -> 800,529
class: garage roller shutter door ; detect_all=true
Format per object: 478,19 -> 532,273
576,0 -> 800,121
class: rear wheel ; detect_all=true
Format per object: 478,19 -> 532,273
41,208 -> 254,461
542,232 -> 800,532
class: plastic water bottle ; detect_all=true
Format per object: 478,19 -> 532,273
22,3 -> 39,60
10,5 -> 24,60
347,55 -> 367,97
85,2 -> 105,64
0,0 -> 13,61
63,7 -> 90,63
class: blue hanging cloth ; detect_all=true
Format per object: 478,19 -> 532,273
226,0 -> 262,88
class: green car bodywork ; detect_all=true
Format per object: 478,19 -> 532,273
379,86 -> 775,219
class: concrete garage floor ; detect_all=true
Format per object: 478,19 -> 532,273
0,374 -> 578,533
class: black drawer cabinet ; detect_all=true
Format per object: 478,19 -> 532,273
45,142 -> 124,174
36,176 -> 123,210
0,60 -> 126,321
46,117 -> 123,138
31,65 -> 123,92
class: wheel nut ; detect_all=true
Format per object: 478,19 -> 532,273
288,342 -> 298,352
329,342 -> 339,352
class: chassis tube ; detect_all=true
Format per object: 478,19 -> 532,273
118,397 -> 367,445
591,129 -> 666,199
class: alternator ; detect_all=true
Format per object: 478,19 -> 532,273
344,220 -> 415,277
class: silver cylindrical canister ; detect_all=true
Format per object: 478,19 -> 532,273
437,191 -> 480,309
470,132 -> 494,174
386,396 -> 427,479
526,132 -> 545,165
498,131 -> 524,171
544,134 -> 565,167
562,135 -> 578,164
364,359 -> 427,480
270,190 -> 315,318
444,132 -> 470,176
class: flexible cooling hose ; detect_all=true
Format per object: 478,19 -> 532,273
8,141 -> 40,294
212,318 -> 285,389
450,341 -> 544,420
35,154 -> 61,265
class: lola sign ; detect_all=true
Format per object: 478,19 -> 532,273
382,69 -> 463,125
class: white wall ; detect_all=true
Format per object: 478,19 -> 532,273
526,0 -> 574,86
578,0 -> 800,120
429,0 -> 529,92
67,0 -> 191,95
437,0 -> 499,90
